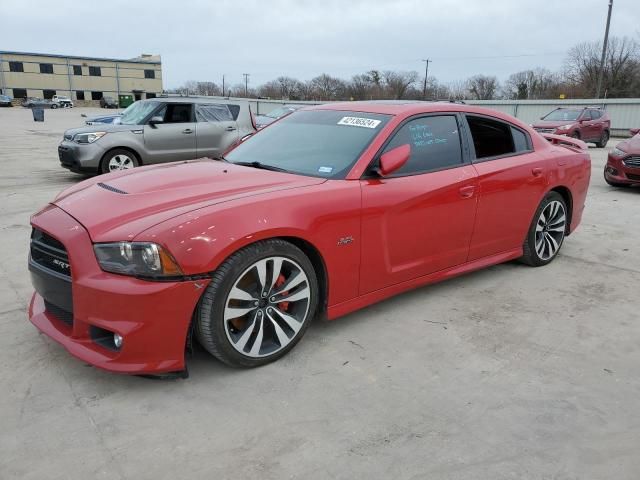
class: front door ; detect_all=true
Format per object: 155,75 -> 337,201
194,103 -> 239,158
359,114 -> 478,294
143,103 -> 197,163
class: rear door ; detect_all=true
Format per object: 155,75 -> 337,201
359,114 -> 479,294
463,115 -> 548,260
578,109 -> 597,141
143,103 -> 197,163
194,103 -> 239,158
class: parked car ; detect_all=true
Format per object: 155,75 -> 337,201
531,107 -> 610,147
58,97 -> 256,174
51,95 -> 73,109
22,97 -> 51,108
30,101 -> 591,375
255,104 -> 302,128
0,94 -> 12,107
604,128 -> 640,187
84,113 -> 122,125
100,96 -> 119,108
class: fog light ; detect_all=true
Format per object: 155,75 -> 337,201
113,333 -> 123,349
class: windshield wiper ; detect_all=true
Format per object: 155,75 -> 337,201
232,161 -> 290,173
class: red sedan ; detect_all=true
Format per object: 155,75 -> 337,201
605,128 -> 640,187
28,101 -> 591,375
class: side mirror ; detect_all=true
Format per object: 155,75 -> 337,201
378,144 -> 411,177
149,116 -> 164,128
630,128 -> 640,136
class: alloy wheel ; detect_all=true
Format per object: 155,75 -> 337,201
223,256 -> 311,358
535,200 -> 566,261
108,154 -> 134,171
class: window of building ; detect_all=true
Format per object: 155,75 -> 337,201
144,69 -> 155,79
43,89 -> 56,99
146,93 -> 156,99
9,61 -> 24,72
466,116 -> 517,159
73,65 -> 82,76
89,66 -> 101,76
380,115 -> 463,176
91,91 -> 103,100
13,88 -> 27,99
40,63 -> 54,74
76,91 -> 85,100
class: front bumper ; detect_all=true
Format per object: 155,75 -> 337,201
58,140 -> 105,173
605,154 -> 640,184
28,205 -> 210,375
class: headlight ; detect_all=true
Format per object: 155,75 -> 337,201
93,242 -> 183,278
74,131 -> 107,144
558,124 -> 574,130
610,147 -> 626,157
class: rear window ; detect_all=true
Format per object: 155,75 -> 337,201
227,104 -> 240,120
196,104 -> 234,122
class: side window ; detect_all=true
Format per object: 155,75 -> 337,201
227,104 -> 240,120
511,127 -> 531,152
590,109 -> 602,119
466,115 -> 515,159
381,115 -> 463,175
580,110 -> 592,121
163,104 -> 193,123
195,104 -> 234,122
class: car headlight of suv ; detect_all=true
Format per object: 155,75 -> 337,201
558,124 -> 574,130
94,242 -> 183,278
610,147 -> 626,157
74,131 -> 107,144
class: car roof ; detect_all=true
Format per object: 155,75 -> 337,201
153,96 -> 249,105
308,100 -> 511,118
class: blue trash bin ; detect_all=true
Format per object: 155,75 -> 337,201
32,108 -> 44,122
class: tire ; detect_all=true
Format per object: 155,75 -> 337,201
596,130 -> 609,148
195,239 -> 319,368
521,191 -> 567,267
50,103 -> 58,109
604,170 -> 630,187
100,148 -> 140,174
571,131 -> 580,139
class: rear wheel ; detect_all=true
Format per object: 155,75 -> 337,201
596,130 -> 609,148
50,103 -> 58,109
195,239 -> 318,368
100,149 -> 139,173
521,192 -> 567,267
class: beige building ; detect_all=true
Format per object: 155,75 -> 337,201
0,50 -> 163,106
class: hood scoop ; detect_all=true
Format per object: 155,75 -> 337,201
98,182 -> 128,194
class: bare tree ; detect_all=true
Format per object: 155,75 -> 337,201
309,74 -> 346,100
382,70 -> 418,99
502,68 -> 559,99
466,75 -> 499,100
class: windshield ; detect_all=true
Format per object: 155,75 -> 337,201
225,110 -> 391,179
542,109 -> 581,121
119,100 -> 159,125
266,106 -> 296,119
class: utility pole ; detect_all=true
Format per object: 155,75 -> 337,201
595,0 -> 613,99
222,74 -> 225,97
243,73 -> 250,97
422,59 -> 431,100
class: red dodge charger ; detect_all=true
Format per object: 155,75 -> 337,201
28,101 -> 591,375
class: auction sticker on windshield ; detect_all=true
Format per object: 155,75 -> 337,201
337,116 -> 382,129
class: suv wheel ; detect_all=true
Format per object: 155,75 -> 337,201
101,149 -> 139,173
596,130 -> 609,148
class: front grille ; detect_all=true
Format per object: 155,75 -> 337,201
626,173 -> 640,181
44,300 -> 73,327
623,156 -> 640,168
30,228 -> 71,278
535,128 -> 556,134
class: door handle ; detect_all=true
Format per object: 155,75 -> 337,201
226,126 -> 237,131
182,128 -> 194,134
532,167 -> 543,177
459,185 -> 475,198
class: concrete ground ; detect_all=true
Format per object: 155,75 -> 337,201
0,107 -> 638,480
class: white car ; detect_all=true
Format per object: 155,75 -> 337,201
51,95 -> 74,109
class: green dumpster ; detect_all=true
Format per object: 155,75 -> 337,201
118,95 -> 134,108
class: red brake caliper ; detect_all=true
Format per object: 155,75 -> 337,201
275,274 -> 290,312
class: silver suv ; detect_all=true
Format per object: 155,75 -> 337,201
58,97 -> 256,174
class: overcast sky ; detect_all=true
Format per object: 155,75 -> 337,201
1,0 -> 638,89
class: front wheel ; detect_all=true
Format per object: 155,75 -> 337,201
50,103 -> 58,109
195,239 -> 319,368
100,149 -> 139,173
521,192 -> 567,267
596,130 -> 609,148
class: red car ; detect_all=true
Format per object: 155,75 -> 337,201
532,107 -> 610,147
605,128 -> 640,187
28,102 -> 591,375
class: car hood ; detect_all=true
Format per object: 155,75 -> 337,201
52,159 -> 326,242
615,134 -> 640,155
532,120 -> 575,128
64,123 -> 139,136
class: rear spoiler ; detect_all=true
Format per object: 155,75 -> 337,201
541,133 -> 588,152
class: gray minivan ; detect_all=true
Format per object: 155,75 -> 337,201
58,97 -> 256,174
